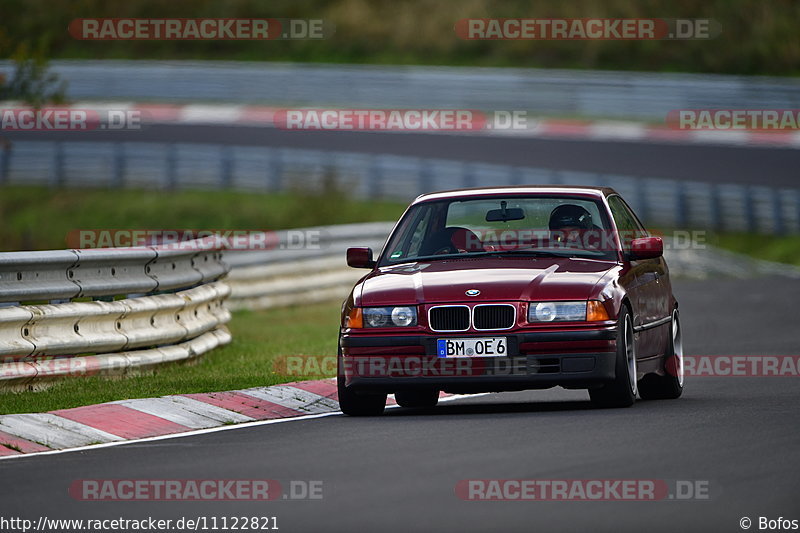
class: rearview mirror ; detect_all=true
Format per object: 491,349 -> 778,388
629,237 -> 663,260
347,247 -> 376,268
485,201 -> 525,222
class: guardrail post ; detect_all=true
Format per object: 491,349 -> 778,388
418,159 -> 431,197
220,146 -> 233,189
709,184 -> 723,232
51,142 -> 65,187
165,143 -> 177,190
463,162 -> 476,188
771,188 -> 785,234
636,178 -> 649,225
675,181 -> 689,228
111,143 -> 125,188
0,142 -> 10,185
268,150 -> 283,191
743,186 -> 757,233
795,190 -> 800,233
368,156 -> 382,198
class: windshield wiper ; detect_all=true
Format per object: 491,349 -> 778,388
481,247 -> 610,259
479,248 -> 575,258
384,248 -> 596,265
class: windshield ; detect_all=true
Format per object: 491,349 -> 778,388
379,195 -> 619,265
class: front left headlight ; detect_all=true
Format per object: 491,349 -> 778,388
363,306 -> 418,327
528,301 -> 586,322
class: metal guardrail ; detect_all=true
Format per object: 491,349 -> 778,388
223,223 -> 393,310
1,60 -> 799,120
4,327 -> 232,392
0,223 -> 393,390
0,239 -> 231,391
0,240 -> 226,304
2,140 -> 798,234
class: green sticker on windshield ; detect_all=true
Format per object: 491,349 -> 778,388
391,250 -> 403,258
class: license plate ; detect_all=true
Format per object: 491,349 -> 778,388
437,337 -> 507,358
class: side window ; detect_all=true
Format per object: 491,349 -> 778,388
406,208 -> 432,257
387,206 -> 433,261
608,196 -> 646,251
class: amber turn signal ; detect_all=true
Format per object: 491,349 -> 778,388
346,307 -> 363,328
586,300 -> 611,321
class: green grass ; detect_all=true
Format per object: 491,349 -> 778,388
0,302 -> 342,415
0,185 -> 406,251
708,232 -> 800,267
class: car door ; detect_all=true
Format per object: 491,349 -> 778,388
608,195 -> 666,358
618,196 -> 671,354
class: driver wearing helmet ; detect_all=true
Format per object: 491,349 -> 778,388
548,204 -> 594,248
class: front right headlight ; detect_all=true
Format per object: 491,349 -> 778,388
528,301 -> 586,322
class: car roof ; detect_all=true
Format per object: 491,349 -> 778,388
413,185 -> 618,204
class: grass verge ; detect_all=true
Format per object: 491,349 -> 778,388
707,233 -> 800,267
0,301 -> 341,415
0,185 -> 406,251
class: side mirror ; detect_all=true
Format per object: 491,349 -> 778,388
629,236 -> 663,260
347,247 -> 376,268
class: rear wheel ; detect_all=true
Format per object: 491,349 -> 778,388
638,309 -> 684,400
395,389 -> 439,409
589,306 -> 637,408
337,350 -> 387,416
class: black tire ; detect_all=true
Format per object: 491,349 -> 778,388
336,349 -> 386,416
395,389 -> 439,409
638,309 -> 684,400
589,306 -> 637,408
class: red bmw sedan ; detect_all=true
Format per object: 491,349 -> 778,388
339,186 -> 684,415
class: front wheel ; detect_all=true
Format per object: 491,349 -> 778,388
589,306 -> 637,408
638,309 -> 684,400
337,350 -> 387,416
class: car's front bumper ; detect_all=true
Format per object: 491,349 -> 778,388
340,328 -> 618,394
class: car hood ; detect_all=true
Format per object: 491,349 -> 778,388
357,257 -> 617,306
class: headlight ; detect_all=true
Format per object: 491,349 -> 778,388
528,301 -> 586,322
363,306 -> 417,327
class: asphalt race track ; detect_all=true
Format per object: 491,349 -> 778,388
2,276 -> 798,532
7,125 -> 800,187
